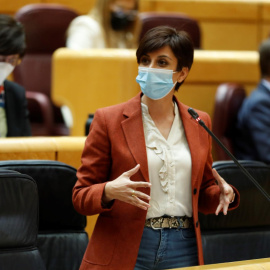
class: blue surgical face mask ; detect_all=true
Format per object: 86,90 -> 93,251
136,67 -> 177,100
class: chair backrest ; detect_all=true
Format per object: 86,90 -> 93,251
200,160 -> 270,264
212,83 -> 246,161
0,160 -> 88,270
13,3 -> 78,135
138,12 -> 201,48
14,3 -> 78,97
0,170 -> 46,270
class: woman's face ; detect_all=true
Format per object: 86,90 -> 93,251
138,45 -> 189,85
138,45 -> 178,70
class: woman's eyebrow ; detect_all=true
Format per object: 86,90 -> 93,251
157,55 -> 172,60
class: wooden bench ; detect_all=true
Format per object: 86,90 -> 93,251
52,48 -> 259,136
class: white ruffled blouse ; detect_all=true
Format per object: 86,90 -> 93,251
141,102 -> 192,219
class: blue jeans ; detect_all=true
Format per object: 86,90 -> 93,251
134,227 -> 198,270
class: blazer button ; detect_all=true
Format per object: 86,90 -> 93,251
193,188 -> 197,195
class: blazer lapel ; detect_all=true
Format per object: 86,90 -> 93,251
121,94 -> 149,182
177,99 -> 202,184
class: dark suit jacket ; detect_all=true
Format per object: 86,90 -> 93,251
73,93 -> 239,270
3,80 -> 31,137
234,81 -> 270,163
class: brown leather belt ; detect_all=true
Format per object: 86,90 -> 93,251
145,216 -> 193,230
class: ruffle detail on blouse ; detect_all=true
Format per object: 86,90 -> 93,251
141,103 -> 169,193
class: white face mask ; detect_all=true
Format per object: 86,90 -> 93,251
136,67 -> 177,100
0,63 -> 15,86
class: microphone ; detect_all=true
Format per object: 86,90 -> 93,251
188,107 -> 270,202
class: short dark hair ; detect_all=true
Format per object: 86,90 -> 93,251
136,26 -> 194,90
0,14 -> 26,57
259,38 -> 270,78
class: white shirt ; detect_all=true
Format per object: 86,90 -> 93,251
261,79 -> 270,92
141,102 -> 192,219
66,15 -> 106,49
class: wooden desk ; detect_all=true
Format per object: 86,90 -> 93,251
176,258 -> 270,270
52,48 -> 259,136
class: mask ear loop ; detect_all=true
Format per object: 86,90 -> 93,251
171,80 -> 178,91
172,70 -> 179,91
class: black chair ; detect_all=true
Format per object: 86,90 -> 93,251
0,160 -> 88,270
0,169 -> 46,270
200,160 -> 270,264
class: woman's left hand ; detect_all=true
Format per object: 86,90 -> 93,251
212,168 -> 235,215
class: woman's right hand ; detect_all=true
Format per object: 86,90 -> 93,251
102,164 -> 151,210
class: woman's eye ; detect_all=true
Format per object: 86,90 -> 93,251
158,59 -> 168,66
140,57 -> 150,65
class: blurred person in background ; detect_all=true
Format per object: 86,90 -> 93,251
0,14 -> 31,137
66,0 -> 140,49
234,38 -> 270,164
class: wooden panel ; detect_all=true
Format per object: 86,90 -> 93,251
0,0 -> 37,14
201,22 -> 258,50
86,215 -> 98,239
54,136 -> 86,169
43,0 -> 95,14
262,2 -> 270,21
0,152 -> 55,161
139,0 -> 270,51
0,137 -> 56,153
141,0 -> 259,20
0,137 -> 56,160
52,48 -> 259,136
261,24 -> 270,41
178,258 -> 270,270
52,48 -> 140,136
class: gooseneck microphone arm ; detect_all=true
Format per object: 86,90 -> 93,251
188,107 -> 270,202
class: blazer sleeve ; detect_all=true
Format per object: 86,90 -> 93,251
73,108 -> 115,216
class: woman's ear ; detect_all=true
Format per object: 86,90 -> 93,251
177,67 -> 189,83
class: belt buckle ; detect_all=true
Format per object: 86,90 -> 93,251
150,218 -> 162,230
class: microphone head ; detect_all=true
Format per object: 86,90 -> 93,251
188,108 -> 199,120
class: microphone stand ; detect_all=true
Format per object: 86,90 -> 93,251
188,108 -> 270,202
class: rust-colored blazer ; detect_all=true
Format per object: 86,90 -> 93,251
73,93 -> 239,270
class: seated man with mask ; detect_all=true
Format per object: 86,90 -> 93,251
0,14 -> 31,137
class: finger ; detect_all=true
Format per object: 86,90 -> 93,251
215,203 -> 223,215
131,181 -> 152,189
132,190 -> 151,202
131,195 -> 151,211
212,168 -> 224,185
222,202 -> 229,215
124,164 -> 140,177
